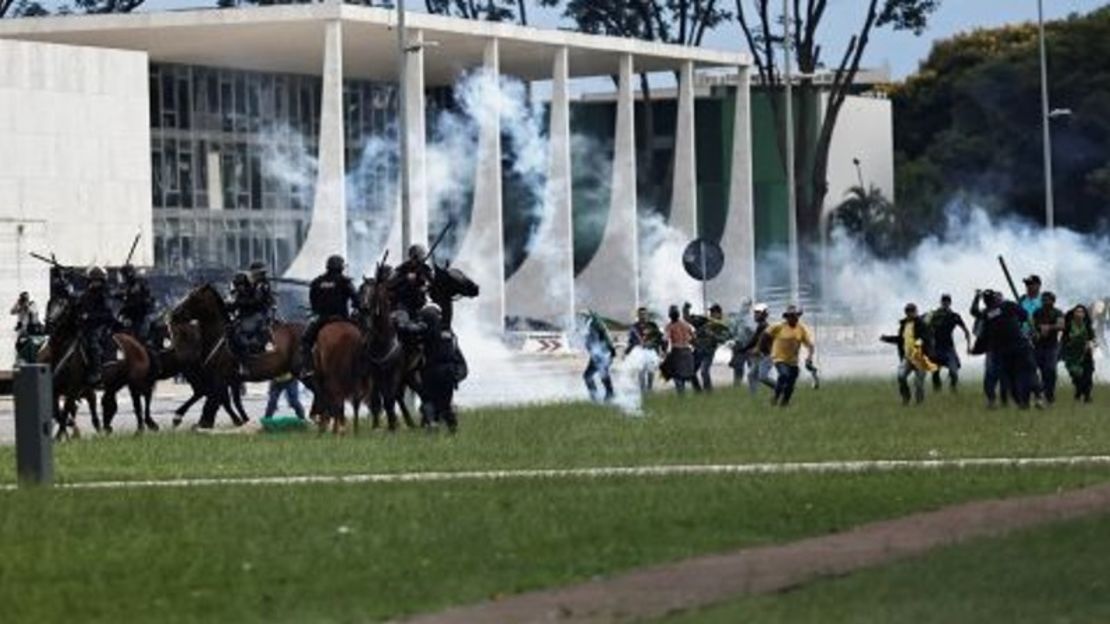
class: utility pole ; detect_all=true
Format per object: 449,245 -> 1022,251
1037,0 -> 1054,233
396,0 -> 411,252
783,0 -> 800,304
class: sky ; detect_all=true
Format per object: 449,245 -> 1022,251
138,0 -> 1108,80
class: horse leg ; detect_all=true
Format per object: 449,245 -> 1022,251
53,395 -> 68,441
231,383 -> 250,424
398,381 -> 418,429
128,386 -> 146,433
143,385 -> 159,431
173,390 -> 204,428
84,389 -> 99,435
197,394 -> 220,429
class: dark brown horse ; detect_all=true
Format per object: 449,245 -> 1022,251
359,266 -> 412,431
37,299 -> 155,438
170,284 -> 304,428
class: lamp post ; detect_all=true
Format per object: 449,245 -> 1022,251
396,0 -> 411,252
783,0 -> 800,305
1037,0 -> 1053,232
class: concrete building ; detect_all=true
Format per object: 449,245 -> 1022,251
0,38 -> 151,366
0,2 -> 755,336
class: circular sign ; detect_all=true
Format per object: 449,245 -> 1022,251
682,238 -> 725,282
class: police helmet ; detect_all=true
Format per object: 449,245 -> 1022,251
121,264 -> 136,279
407,244 -> 427,261
419,302 -> 442,325
87,266 -> 107,282
326,255 -> 345,273
232,271 -> 251,287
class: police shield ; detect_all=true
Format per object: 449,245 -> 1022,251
682,238 -> 724,282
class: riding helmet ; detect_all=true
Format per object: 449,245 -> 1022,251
87,266 -> 107,282
407,244 -> 427,261
326,255 -> 345,273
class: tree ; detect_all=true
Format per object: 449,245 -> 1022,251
2,0 -> 145,17
829,184 -> 895,256
423,0 -> 527,24
891,7 -> 1110,234
734,0 -> 939,276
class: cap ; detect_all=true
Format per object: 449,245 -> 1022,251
783,305 -> 803,318
1023,274 -> 1042,285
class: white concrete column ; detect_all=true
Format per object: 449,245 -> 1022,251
709,67 -> 756,307
284,19 -> 346,279
505,46 -> 574,329
670,60 -> 698,238
575,53 -> 639,321
405,28 -> 428,249
453,38 -> 505,332
386,28 -> 430,262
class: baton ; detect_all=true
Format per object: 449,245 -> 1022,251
124,232 -> 142,266
998,255 -> 1020,301
425,219 -> 456,263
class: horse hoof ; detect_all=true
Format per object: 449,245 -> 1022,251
147,421 -> 160,432
172,417 -> 183,429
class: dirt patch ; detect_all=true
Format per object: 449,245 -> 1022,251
401,482 -> 1110,624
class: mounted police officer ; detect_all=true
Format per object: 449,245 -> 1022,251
389,244 -> 433,317
225,271 -> 270,373
46,268 -> 75,334
301,255 -> 359,376
248,260 -> 276,326
78,267 -> 115,385
114,264 -> 155,344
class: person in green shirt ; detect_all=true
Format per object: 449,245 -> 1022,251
692,304 -> 733,392
1060,304 -> 1097,403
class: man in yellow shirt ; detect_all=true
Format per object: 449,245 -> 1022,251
763,305 -> 816,407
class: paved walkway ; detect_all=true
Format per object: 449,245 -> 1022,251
401,482 -> 1110,624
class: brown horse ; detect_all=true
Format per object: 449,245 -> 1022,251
37,299 -> 155,438
310,320 -> 366,433
170,284 -> 304,428
360,267 -> 412,431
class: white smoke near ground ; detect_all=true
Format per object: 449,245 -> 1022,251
824,205 -> 1110,329
638,212 -> 703,315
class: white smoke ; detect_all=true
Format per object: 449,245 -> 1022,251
638,212 -> 702,315
824,205 -> 1110,330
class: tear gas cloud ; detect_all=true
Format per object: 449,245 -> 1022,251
821,204 -> 1110,333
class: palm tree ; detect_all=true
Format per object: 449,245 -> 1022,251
828,184 -> 896,257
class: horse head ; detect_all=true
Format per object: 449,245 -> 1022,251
171,283 -> 226,326
432,263 -> 479,301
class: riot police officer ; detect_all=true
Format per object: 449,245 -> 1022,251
226,271 -> 266,359
115,264 -> 155,344
78,267 -> 115,385
416,303 -> 462,432
389,244 -> 433,316
301,255 -> 359,375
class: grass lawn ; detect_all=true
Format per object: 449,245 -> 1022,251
3,468 -> 1110,623
1,381 -> 1107,484
659,512 -> 1110,624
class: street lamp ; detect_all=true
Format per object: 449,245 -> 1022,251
1037,0 -> 1054,232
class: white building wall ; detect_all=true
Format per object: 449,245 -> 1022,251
0,39 -> 151,366
821,94 -> 895,216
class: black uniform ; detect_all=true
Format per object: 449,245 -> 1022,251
389,259 -> 433,315
46,271 -> 74,334
975,300 -> 1037,408
302,270 -> 359,364
115,275 -> 155,342
420,313 -> 462,432
227,282 -> 271,355
78,281 -> 115,380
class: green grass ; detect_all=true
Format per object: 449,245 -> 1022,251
659,512 -> 1110,624
1,381 -> 1106,484
3,468 -> 1110,623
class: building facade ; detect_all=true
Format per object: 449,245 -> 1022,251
0,2 -> 757,334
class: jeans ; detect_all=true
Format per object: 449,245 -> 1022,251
984,353 -> 1010,405
583,355 -> 614,402
897,359 -> 927,404
1034,345 -> 1059,403
773,362 -> 800,406
693,347 -> 717,392
748,355 -> 775,395
931,345 -> 961,390
264,378 -> 305,419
